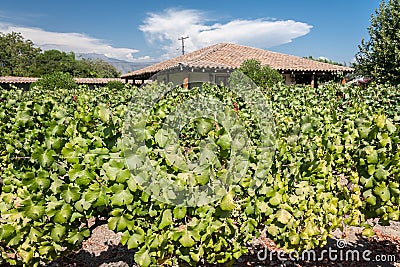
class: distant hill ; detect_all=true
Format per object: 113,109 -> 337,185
77,53 -> 155,74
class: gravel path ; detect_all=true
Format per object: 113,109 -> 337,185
46,221 -> 400,267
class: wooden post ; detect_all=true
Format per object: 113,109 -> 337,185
311,74 -> 318,88
183,77 -> 189,89
311,74 -> 315,88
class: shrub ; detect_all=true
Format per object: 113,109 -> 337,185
31,71 -> 77,90
106,80 -> 125,90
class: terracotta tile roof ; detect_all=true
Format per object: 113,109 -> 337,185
0,76 -> 39,83
121,43 -> 354,79
0,76 -> 128,84
73,78 -> 125,84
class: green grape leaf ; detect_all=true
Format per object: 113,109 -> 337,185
375,114 -> 385,129
0,225 -> 15,241
111,189 -> 133,206
155,129 -> 169,148
116,169 -> 131,183
68,229 -> 90,245
61,187 -> 81,203
374,166 -> 389,181
386,119 -> 396,133
196,118 -> 213,136
74,198 -> 92,212
99,106 -> 111,122
159,209 -> 173,229
216,133 -> 231,150
53,204 -> 73,224
267,224 -> 280,236
51,224 -> 66,242
179,230 -> 196,248
276,209 -> 292,224
173,206 -> 187,219
24,205 -> 45,220
134,248 -> 151,267
127,228 -> 145,249
363,189 -> 377,206
269,192 -> 282,206
220,191 -> 236,211
374,185 -> 390,202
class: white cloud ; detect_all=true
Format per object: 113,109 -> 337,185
0,22 -> 140,62
140,9 -> 313,58
318,56 -> 330,61
132,55 -> 153,62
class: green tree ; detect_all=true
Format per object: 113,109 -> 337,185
31,52 -> 120,78
79,58 -> 121,78
238,59 -> 283,89
0,32 -> 41,76
355,0 -> 400,85
30,50 -> 77,76
0,31 -> 120,78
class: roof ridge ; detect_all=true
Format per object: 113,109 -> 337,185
183,43 -> 228,65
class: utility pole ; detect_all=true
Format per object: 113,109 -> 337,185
178,36 -> 189,55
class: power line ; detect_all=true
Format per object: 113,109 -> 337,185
178,36 -> 189,55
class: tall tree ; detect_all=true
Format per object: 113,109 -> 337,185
30,50 -> 77,76
0,32 -> 41,76
31,50 -> 120,78
238,59 -> 283,89
355,0 -> 400,85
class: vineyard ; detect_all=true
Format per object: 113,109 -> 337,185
0,77 -> 399,266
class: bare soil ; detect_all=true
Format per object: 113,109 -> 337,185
46,221 -> 400,267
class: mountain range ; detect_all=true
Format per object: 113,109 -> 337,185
77,53 -> 155,74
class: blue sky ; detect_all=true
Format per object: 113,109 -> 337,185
0,0 -> 381,65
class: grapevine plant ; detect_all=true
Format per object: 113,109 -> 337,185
0,80 -> 399,266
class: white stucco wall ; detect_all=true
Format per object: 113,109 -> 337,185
155,72 -> 212,86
